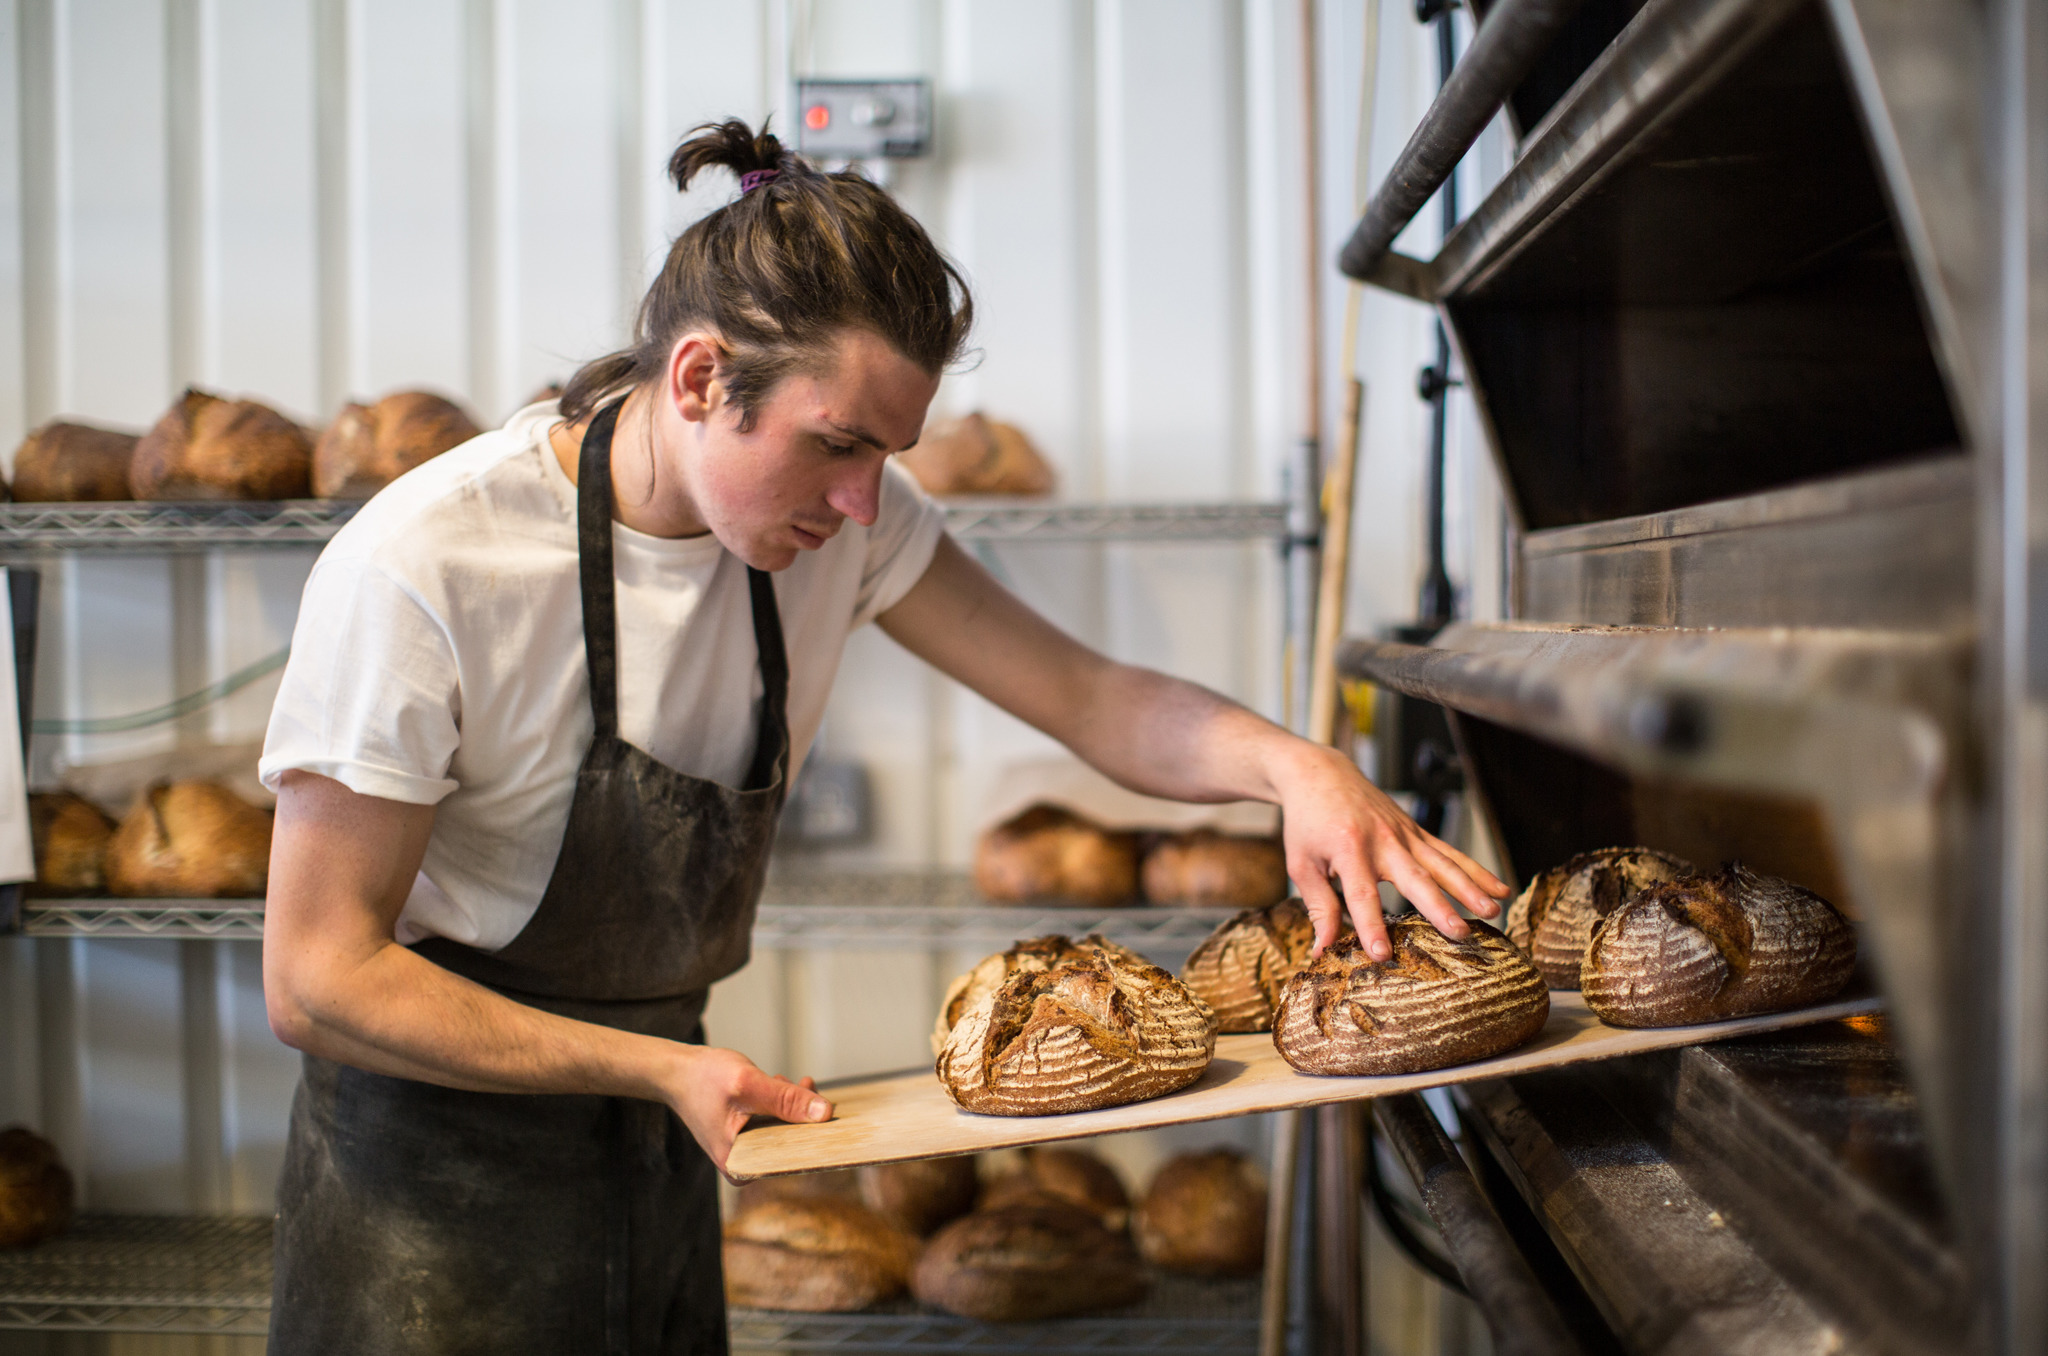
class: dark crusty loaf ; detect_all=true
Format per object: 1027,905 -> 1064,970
858,1156 -> 978,1236
898,412 -> 1055,497
0,1126 -> 74,1249
1580,862 -> 1856,1028
131,388 -> 312,501
105,781 -> 272,898
936,935 -> 1217,1116
1504,846 -> 1695,990
1274,917 -> 1549,1076
913,1202 -> 1146,1321
313,390 -> 480,499
1140,830 -> 1288,908
976,1146 -> 1130,1232
29,793 -> 115,895
933,935 -> 1103,1056
1135,1149 -> 1266,1277
722,1195 -> 919,1312
11,421 -> 139,501
974,805 -> 1139,907
1180,898 -> 1346,1033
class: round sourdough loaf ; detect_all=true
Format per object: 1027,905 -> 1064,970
1580,862 -> 1856,1028
936,936 -> 1217,1116
912,1203 -> 1145,1321
1273,917 -> 1549,1076
858,1156 -> 978,1236
313,390 -> 480,499
105,781 -> 273,898
976,1146 -> 1130,1231
1504,846 -> 1695,990
131,388 -> 312,501
1140,830 -> 1288,908
29,793 -> 115,895
721,1195 -> 919,1313
11,421 -> 139,501
932,935 -> 1102,1056
1179,898 -> 1344,1033
897,412 -> 1054,497
973,805 -> 1139,906
1135,1149 -> 1266,1277
0,1126 -> 74,1249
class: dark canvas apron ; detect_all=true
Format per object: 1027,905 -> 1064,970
269,400 -> 789,1356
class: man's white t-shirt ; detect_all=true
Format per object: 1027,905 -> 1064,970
259,401 -> 944,951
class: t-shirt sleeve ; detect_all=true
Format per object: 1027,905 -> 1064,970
850,459 -> 947,626
258,555 -> 463,805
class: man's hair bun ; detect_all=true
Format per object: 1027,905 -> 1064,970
669,118 -> 799,193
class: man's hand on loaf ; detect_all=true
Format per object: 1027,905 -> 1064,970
666,1046 -> 832,1176
1275,743 -> 1508,962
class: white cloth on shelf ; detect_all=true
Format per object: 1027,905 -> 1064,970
259,401 -> 944,951
0,578 -> 34,884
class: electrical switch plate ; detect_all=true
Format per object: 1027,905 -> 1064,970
794,79 -> 931,159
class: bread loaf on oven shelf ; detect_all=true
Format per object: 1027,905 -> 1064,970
721,1194 -> 919,1313
1135,1149 -> 1266,1277
1273,917 -> 1549,1076
935,935 -> 1217,1116
313,390 -> 481,499
857,1156 -> 979,1236
11,421 -> 139,501
29,792 -> 115,895
976,1146 -> 1129,1232
897,412 -> 1054,497
0,1126 -> 74,1249
105,780 -> 272,898
1504,846 -> 1696,990
1580,862 -> 1856,1027
131,388 -> 313,501
1140,829 -> 1288,908
1179,898 -> 1342,1033
973,805 -> 1139,907
912,1202 -> 1146,1321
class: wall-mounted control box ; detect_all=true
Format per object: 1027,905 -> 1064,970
794,79 -> 931,159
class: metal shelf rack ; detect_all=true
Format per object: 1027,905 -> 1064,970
0,1213 -> 1259,1349
13,873 -> 1241,951
0,499 -> 1287,555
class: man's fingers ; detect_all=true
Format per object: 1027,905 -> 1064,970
1423,835 -> 1510,900
1295,871 -> 1348,955
1410,838 -> 1503,918
745,1071 -> 834,1125
1330,859 -> 1392,961
1385,856 -> 1468,941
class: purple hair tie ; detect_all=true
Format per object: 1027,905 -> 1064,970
738,169 -> 780,195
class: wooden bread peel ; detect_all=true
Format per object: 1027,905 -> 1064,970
726,989 -> 1881,1181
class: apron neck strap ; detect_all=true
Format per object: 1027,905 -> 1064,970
577,400 -> 792,778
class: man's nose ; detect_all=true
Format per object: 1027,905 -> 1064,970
828,457 -> 884,527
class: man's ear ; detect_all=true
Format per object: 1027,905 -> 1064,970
668,334 -> 724,425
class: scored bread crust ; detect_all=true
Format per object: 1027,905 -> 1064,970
1504,846 -> 1696,990
937,937 -> 1218,1116
1580,862 -> 1856,1028
1273,917 -> 1549,1076
932,935 -> 1103,1056
1140,830 -> 1288,908
721,1195 -> 919,1313
1179,898 -> 1340,1033
912,1203 -> 1146,1321
1135,1149 -> 1267,1277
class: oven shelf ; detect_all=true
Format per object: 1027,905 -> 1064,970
13,873 -> 1243,951
0,499 -> 1286,555
0,1214 -> 1259,1349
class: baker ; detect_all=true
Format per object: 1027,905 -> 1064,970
257,118 -> 1507,1354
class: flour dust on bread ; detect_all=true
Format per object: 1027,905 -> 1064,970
721,1194 -> 919,1313
912,1202 -> 1145,1321
936,934 -> 1217,1116
1180,898 -> 1345,1033
1580,862 -> 1856,1027
1274,916 -> 1549,1076
1504,846 -> 1696,990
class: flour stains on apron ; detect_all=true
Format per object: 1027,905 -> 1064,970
270,400 -> 790,1355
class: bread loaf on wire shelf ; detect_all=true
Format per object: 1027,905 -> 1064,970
1139,829 -> 1288,908
1580,862 -> 1856,1028
1179,897 -> 1344,1033
131,388 -> 312,501
0,1126 -> 74,1249
721,1195 -> 919,1313
976,1146 -> 1130,1232
935,935 -> 1217,1116
1135,1148 -> 1266,1277
105,781 -> 272,898
29,792 -> 115,895
1504,845 -> 1696,990
973,805 -> 1139,907
11,421 -> 139,501
857,1156 -> 979,1237
1273,917 -> 1549,1076
912,1202 -> 1146,1321
313,390 -> 480,499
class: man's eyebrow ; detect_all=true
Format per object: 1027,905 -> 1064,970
825,419 -> 899,452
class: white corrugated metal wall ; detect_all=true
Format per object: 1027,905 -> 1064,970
0,2 -> 1499,1351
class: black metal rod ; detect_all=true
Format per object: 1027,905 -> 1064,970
1373,1094 -> 1584,1356
1337,0 -> 1588,281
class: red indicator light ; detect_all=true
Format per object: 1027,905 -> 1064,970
804,103 -> 831,131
